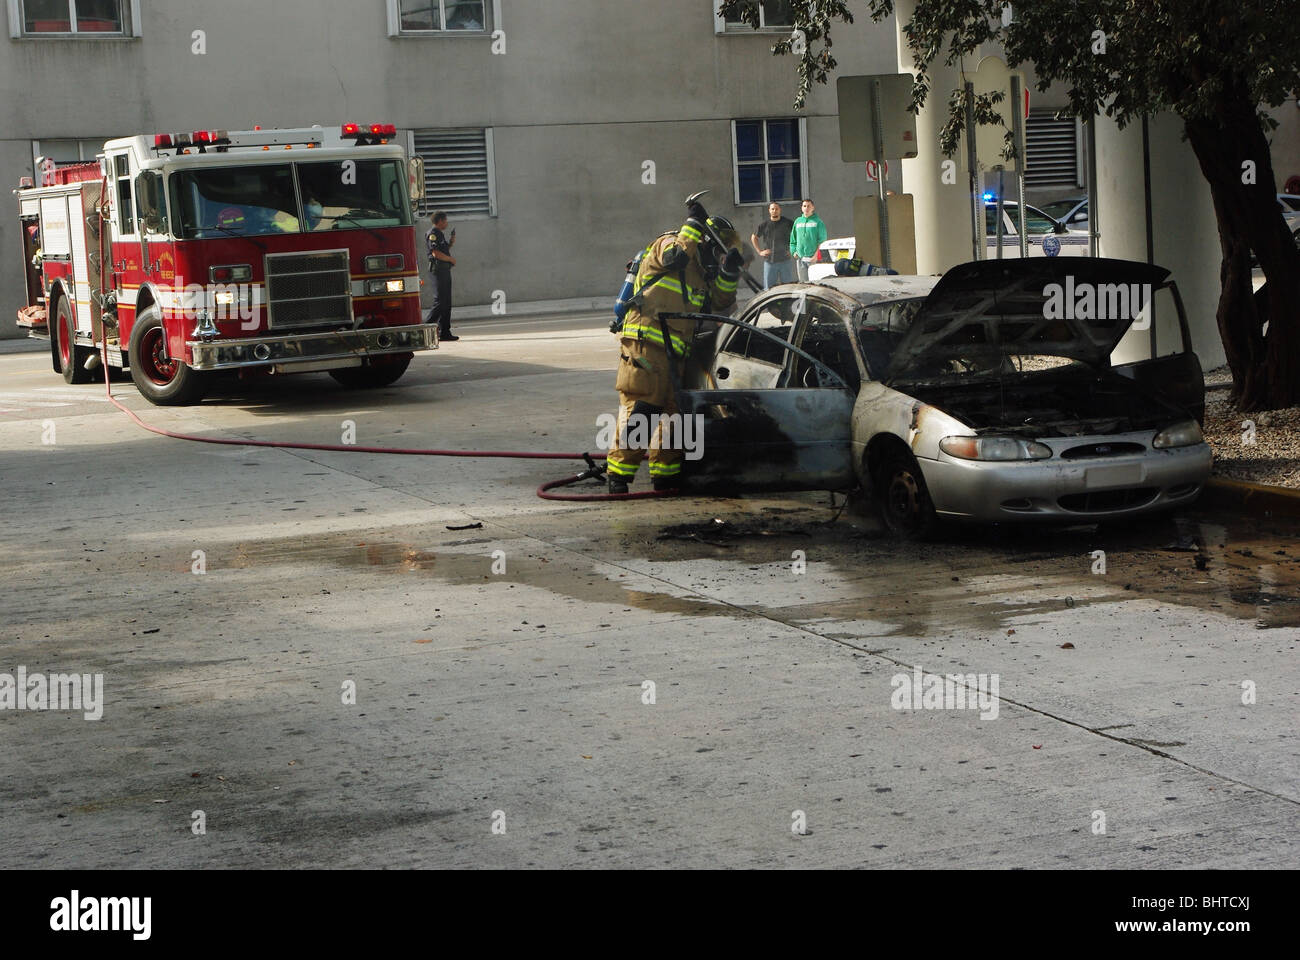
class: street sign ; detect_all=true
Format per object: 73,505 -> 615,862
837,73 -> 917,163
865,160 -> 889,182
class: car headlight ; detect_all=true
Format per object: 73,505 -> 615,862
1152,420 -> 1204,449
940,436 -> 1053,461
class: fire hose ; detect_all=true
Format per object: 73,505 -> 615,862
92,190 -> 751,503
95,338 -> 679,502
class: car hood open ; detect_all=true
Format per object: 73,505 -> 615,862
883,258 -> 1172,384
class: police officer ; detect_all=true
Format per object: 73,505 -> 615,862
606,201 -> 743,493
426,211 -> 458,341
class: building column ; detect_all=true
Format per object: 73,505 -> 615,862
1096,112 -> 1226,369
894,0 -> 985,275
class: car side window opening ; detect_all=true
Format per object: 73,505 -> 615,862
791,304 -> 861,391
722,297 -> 796,365
1020,209 -> 1058,235
1112,284 -> 1184,363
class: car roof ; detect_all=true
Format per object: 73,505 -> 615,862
810,275 -> 940,305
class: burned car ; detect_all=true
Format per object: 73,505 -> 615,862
677,258 -> 1212,537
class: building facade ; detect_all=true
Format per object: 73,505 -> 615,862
14,1 -> 1230,340
2,0 -> 911,337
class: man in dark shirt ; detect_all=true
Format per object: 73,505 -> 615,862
426,211 -> 458,341
750,202 -> 795,289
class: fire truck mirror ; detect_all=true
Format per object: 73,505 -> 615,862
408,157 -> 425,202
136,171 -> 166,235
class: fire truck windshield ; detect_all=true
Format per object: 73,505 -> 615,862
169,159 -> 411,240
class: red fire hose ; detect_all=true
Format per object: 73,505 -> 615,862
96,340 -> 677,501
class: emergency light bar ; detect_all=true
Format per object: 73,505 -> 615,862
149,125 -> 394,156
342,122 -> 397,144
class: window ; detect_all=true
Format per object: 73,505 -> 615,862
296,160 -> 413,232
791,304 -> 860,390
412,128 -> 496,219
169,164 -> 300,239
11,0 -> 137,36
1025,112 -> 1082,188
722,297 -> 796,366
733,119 -> 805,206
715,0 -> 794,32
168,161 -> 413,240
31,139 -> 103,164
113,154 -> 134,236
388,0 -> 494,34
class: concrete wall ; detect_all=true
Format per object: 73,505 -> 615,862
1267,97 -> 1300,191
1,0 -> 901,337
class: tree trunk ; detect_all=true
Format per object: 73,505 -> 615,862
1186,98 -> 1300,411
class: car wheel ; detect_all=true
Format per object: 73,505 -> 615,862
329,354 -> 412,389
128,307 -> 209,406
56,298 -> 91,385
878,448 -> 937,540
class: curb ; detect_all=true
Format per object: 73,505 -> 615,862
1201,476 -> 1300,519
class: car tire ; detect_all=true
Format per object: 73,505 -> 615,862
329,354 -> 412,389
878,448 -> 938,540
128,307 -> 209,406
56,298 -> 91,385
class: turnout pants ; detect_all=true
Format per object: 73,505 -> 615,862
606,337 -> 685,485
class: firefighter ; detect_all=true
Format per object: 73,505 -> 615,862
606,204 -> 744,493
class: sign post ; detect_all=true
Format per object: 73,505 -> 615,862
1010,73 -> 1028,258
837,73 -> 918,273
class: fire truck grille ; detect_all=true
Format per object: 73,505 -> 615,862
264,250 -> 353,329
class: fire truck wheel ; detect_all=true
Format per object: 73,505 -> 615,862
328,354 -> 412,389
55,298 -> 92,385
128,308 -> 209,406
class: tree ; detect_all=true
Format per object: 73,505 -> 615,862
720,0 -> 1300,410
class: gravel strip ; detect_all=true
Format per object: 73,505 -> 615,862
1201,365 -> 1300,489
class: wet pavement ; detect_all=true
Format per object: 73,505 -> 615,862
1,317 -> 1297,868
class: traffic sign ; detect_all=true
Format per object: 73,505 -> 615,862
865,160 -> 890,182
837,73 -> 918,163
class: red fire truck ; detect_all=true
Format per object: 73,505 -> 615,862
14,124 -> 435,405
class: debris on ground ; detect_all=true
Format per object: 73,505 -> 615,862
446,523 -> 484,531
1163,535 -> 1202,553
656,517 -> 812,547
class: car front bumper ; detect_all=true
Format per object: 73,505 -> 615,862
920,442 -> 1214,522
187,324 -> 437,372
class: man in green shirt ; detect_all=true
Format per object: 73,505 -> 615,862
789,198 -> 828,282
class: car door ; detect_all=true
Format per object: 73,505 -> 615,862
1110,280 -> 1205,422
683,305 -> 856,492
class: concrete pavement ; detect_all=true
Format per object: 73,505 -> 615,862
1,315 -> 1296,868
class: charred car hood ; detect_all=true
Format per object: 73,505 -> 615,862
884,258 -> 1172,383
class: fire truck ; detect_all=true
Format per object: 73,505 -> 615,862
14,124 -> 435,405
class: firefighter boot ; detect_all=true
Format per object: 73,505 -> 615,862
608,476 -> 629,495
